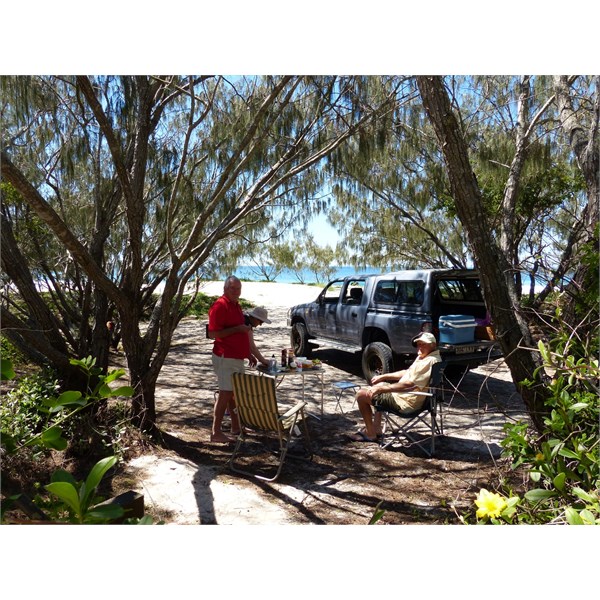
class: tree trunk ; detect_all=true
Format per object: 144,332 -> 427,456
416,76 -> 549,431
130,372 -> 158,434
121,321 -> 158,433
552,75 -> 599,329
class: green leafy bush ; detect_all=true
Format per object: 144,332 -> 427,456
3,455 -> 154,524
186,292 -> 219,317
44,456 -> 125,523
1,357 -> 148,524
1,334 -> 25,367
1,356 -> 134,455
470,322 -> 599,525
185,292 -> 253,318
0,369 -> 60,451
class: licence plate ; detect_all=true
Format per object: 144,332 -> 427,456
455,345 -> 478,354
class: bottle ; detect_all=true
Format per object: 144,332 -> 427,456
281,348 -> 287,368
269,355 -> 277,373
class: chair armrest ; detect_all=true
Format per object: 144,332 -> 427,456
393,391 -> 432,397
279,401 -> 307,420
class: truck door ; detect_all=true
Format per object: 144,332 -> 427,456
336,279 -> 366,343
308,279 -> 345,339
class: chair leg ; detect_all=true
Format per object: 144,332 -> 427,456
379,411 -> 436,457
298,411 -> 313,458
227,414 -> 308,482
227,431 -> 246,474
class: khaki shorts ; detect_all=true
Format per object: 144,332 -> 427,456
372,392 -> 425,415
211,354 -> 245,392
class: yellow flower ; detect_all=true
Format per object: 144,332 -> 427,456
475,488 -> 507,520
535,452 -> 544,462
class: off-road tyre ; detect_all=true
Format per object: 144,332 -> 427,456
362,341 -> 394,383
290,322 -> 313,358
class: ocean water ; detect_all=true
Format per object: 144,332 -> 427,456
230,265 -> 545,291
231,265 -> 382,285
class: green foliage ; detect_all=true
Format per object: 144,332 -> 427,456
468,324 -> 599,525
261,235 -> 339,284
43,456 -> 124,523
368,501 -> 386,524
0,368 -> 60,452
1,357 -> 16,381
184,292 -> 253,319
2,454 -> 154,524
1,334 -> 25,370
0,357 -> 134,455
0,358 -> 150,524
70,356 -> 134,401
233,233 -> 345,285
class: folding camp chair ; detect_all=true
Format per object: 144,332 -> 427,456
376,361 -> 446,457
229,372 -> 313,482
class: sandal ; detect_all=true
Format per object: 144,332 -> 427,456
349,430 -> 377,443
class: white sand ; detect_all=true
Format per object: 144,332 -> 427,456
198,280 -> 323,316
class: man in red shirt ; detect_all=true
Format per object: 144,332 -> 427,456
207,276 -> 253,443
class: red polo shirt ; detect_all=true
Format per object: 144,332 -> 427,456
208,295 -> 250,360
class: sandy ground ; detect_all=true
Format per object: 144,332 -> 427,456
198,279 -> 324,311
113,279 -> 529,526
121,280 -> 326,524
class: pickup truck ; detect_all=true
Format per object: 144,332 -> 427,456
287,269 -> 502,381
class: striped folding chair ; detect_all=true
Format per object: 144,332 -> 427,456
229,372 -> 312,482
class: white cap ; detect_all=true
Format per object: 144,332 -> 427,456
412,332 -> 437,346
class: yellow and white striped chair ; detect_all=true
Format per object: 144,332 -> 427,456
229,372 -> 312,482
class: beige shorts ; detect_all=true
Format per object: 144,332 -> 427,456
211,354 -> 245,392
373,392 -> 425,414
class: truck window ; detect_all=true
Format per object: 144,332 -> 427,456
397,281 -> 424,305
373,281 -> 396,303
321,280 -> 345,303
373,280 -> 424,305
342,280 -> 366,304
437,279 -> 483,302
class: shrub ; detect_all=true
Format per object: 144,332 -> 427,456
468,321 -> 599,525
1,356 -> 134,455
185,292 -> 254,318
0,369 -> 60,450
1,334 -> 25,366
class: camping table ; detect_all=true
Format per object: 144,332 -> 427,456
256,365 -> 325,418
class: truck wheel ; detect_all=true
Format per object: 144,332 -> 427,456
291,322 -> 312,358
362,342 -> 394,383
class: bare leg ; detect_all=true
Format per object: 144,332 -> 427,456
212,390 -> 234,442
373,411 -> 383,436
355,389 -> 377,440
